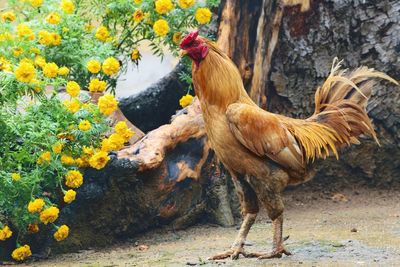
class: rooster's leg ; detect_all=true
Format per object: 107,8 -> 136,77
246,214 -> 292,259
209,176 -> 259,260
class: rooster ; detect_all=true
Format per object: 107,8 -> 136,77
179,31 -> 398,260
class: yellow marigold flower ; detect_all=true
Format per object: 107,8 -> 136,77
179,94 -> 194,108
87,59 -> 101,74
88,78 -> 106,92
0,57 -> 12,72
61,155 -> 75,165
153,19 -> 170,37
131,48 -> 140,61
84,23 -> 95,32
79,120 -> 91,131
108,133 -> 125,150
11,173 -> 21,182
0,226 -> 13,241
30,79 -> 42,92
63,98 -> 81,113
2,11 -> 16,22
89,151 -> 110,170
95,26 -> 110,42
46,12 -> 61,25
61,0 -> 75,14
34,55 -> 46,68
30,47 -> 41,54
172,32 -> 182,44
15,61 -> 36,83
65,170 -> 83,188
54,225 -> 69,241
195,8 -> 212,24
11,245 -> 32,261
51,33 -> 62,46
13,47 -> 23,57
178,0 -> 195,9
39,206 -> 59,224
63,189 -> 76,203
27,223 -> 39,233
28,198 -> 45,213
29,0 -> 43,8
37,151 -> 51,164
43,62 -> 59,78
102,57 -> 120,76
52,142 -> 63,154
58,66 -> 69,76
155,0 -> 173,14
82,146 -> 94,155
38,30 -> 52,45
132,9 -> 144,23
75,157 -> 89,168
98,94 -> 118,115
115,121 -> 134,141
17,23 -> 35,40
134,0 -> 142,3
66,81 -> 80,97
0,32 -> 13,41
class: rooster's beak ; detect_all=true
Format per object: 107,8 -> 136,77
179,50 -> 187,58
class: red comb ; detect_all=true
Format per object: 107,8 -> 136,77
180,30 -> 199,49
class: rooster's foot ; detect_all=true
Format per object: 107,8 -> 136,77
246,246 -> 292,259
208,247 -> 248,260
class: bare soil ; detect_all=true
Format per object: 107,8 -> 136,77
12,185 -> 400,267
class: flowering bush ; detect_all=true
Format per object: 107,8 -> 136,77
0,0 -> 218,262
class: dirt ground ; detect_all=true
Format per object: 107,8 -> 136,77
12,184 -> 400,267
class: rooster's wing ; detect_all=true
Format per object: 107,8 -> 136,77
226,103 -> 305,172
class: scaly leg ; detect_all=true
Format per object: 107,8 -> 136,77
209,175 -> 259,260
246,214 -> 291,259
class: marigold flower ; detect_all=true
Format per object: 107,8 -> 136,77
115,121 -> 135,141
102,57 -> 120,76
15,61 -> 36,83
46,12 -> 61,25
38,30 -> 52,45
109,133 -> 125,150
2,11 -> 16,22
52,142 -> 63,154
11,173 -> 21,182
131,48 -> 140,61
134,0 -> 142,3
34,55 -> 46,68
39,206 -> 59,224
195,7 -> 212,24
88,78 -> 106,92
11,245 -> 32,261
58,67 -> 69,76
29,0 -> 43,8
28,198 -> 45,213
89,151 -> 110,170
172,32 -> 182,44
37,151 -> 51,164
178,0 -> 195,9
87,59 -> 101,74
0,226 -> 12,241
98,94 -> 118,115
79,120 -> 92,131
66,81 -> 80,97
63,189 -> 76,203
13,47 -> 24,57
0,57 -> 12,72
54,225 -> 69,241
82,146 -> 94,155
95,26 -> 110,42
43,62 -> 59,78
27,223 -> 39,233
61,155 -> 75,165
75,157 -> 89,168
30,47 -> 41,54
65,170 -> 83,188
133,9 -> 144,23
153,19 -> 170,36
63,98 -> 81,113
179,94 -> 194,108
17,23 -> 35,40
51,33 -> 62,46
61,0 -> 75,14
155,0 -> 173,14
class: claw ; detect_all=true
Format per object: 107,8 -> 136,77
209,247 -> 247,261
245,246 -> 292,259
